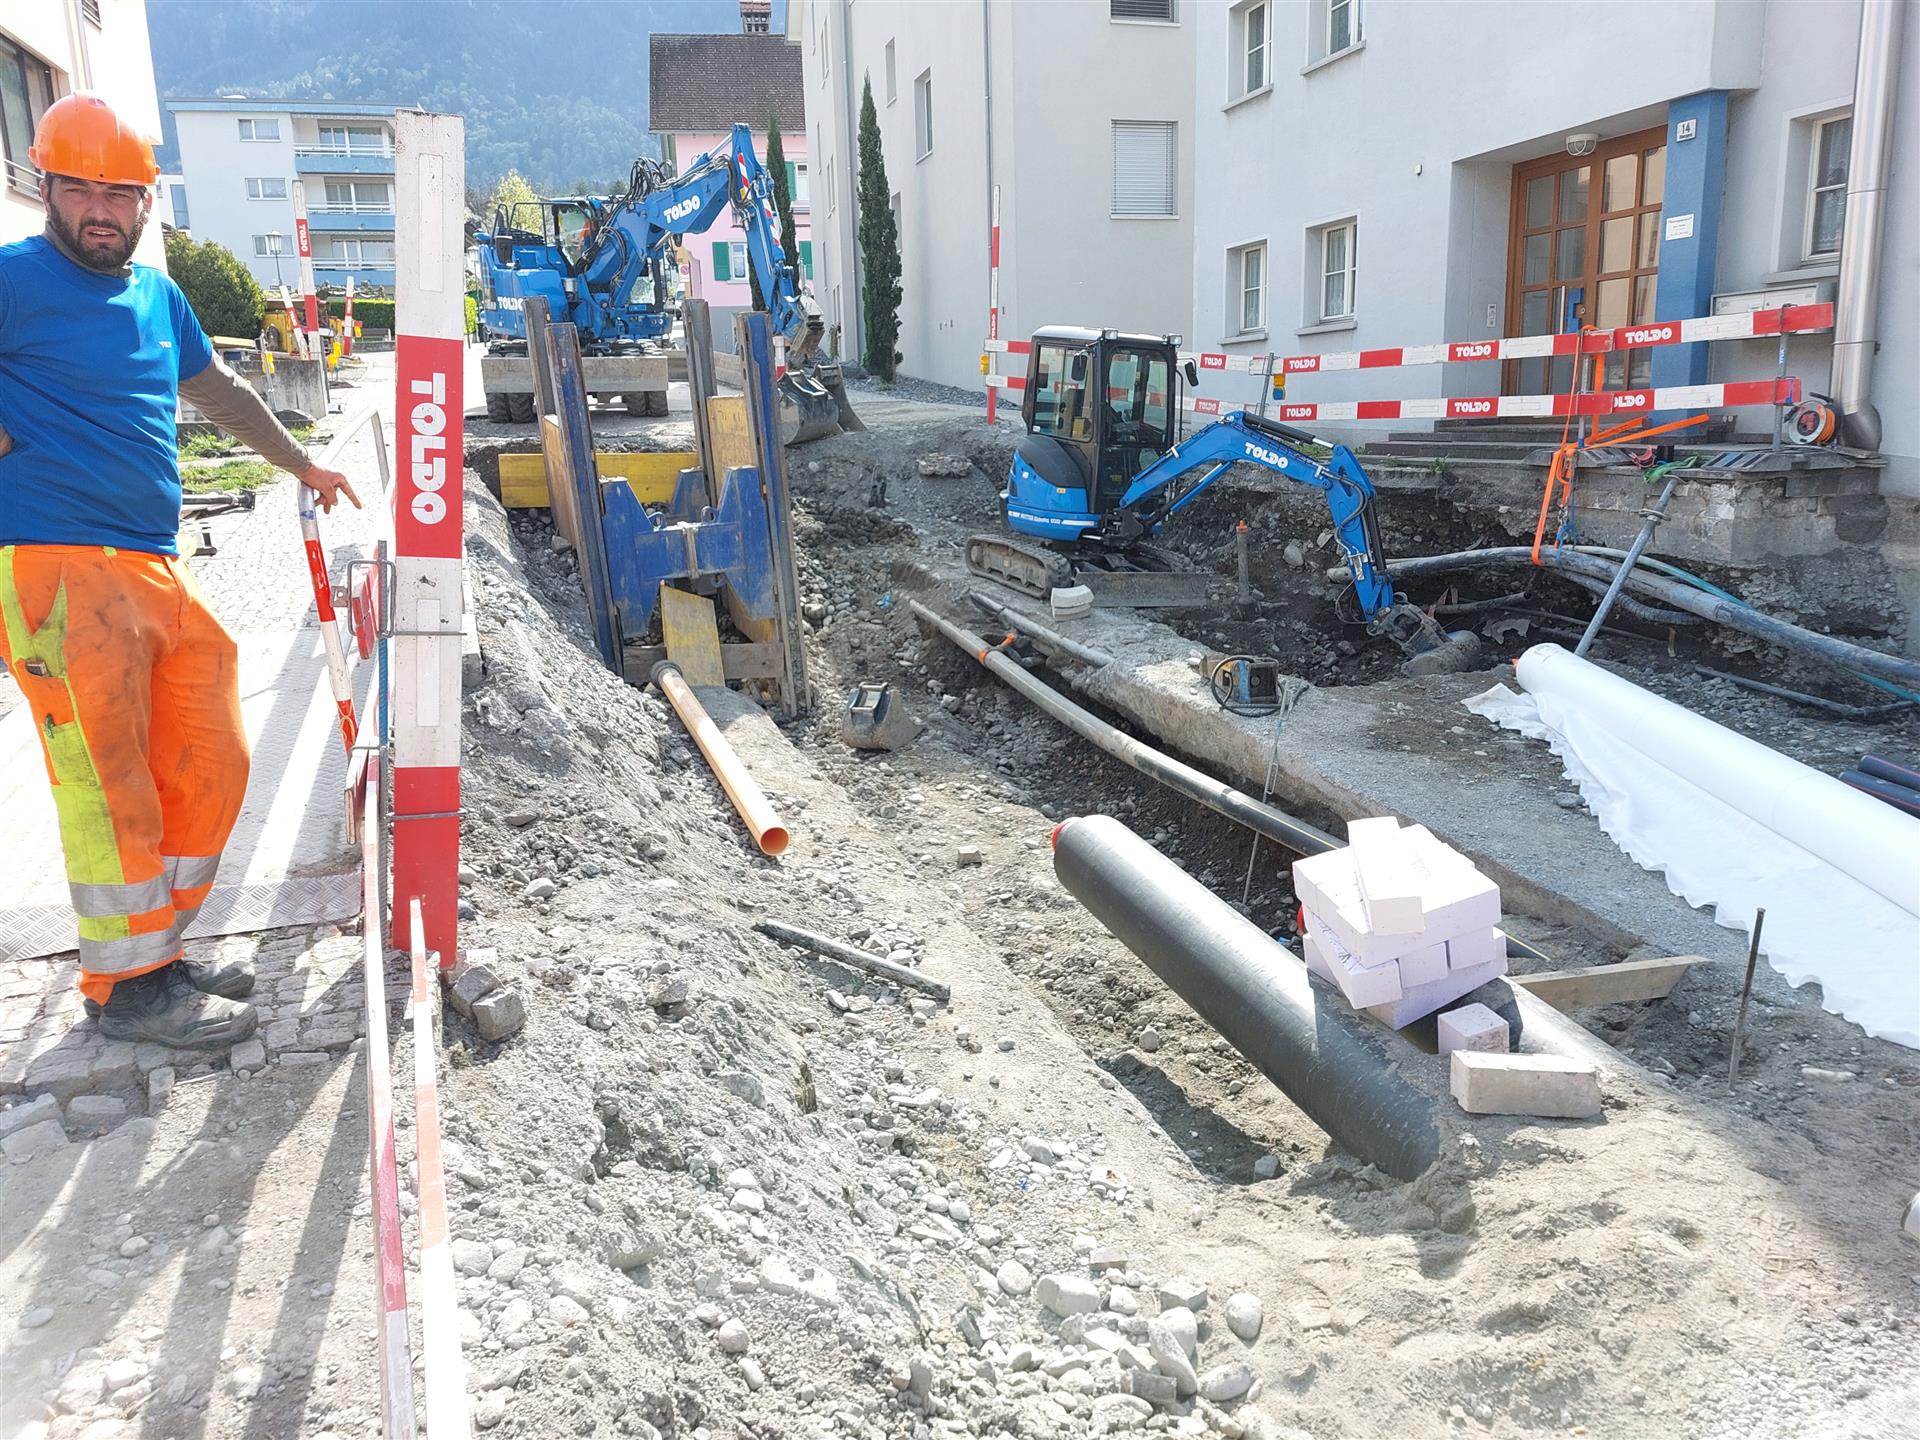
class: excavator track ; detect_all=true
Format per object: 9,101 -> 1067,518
963,534 -> 1212,609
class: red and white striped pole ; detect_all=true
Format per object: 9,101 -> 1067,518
343,274 -> 356,359
391,111 -> 466,976
985,184 -> 1001,425
409,897 -> 471,1437
279,284 -> 309,361
292,179 -> 321,339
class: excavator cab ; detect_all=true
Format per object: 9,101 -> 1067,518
1009,327 -> 1194,544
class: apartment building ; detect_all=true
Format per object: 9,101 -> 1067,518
1189,0 -> 1916,492
649,18 -> 812,343
2,0 -> 168,267
168,98 -> 401,294
793,0 -> 1196,388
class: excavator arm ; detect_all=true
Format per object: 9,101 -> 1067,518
1103,411 -> 1478,669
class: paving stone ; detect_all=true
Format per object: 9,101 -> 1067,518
1157,1277 -> 1208,1312
1450,1050 -> 1601,1119
229,1039 -> 267,1074
446,960 -> 501,1018
148,1067 -> 176,1108
24,1045 -> 102,1103
1035,1273 -> 1102,1317
2,1118 -> 70,1163
262,1020 -> 301,1051
471,990 -> 525,1042
0,1093 -> 59,1141
1437,1002 -> 1511,1057
65,1094 -> 130,1133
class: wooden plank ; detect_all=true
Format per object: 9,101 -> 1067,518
497,450 -> 694,509
657,586 -> 726,687
706,395 -> 756,481
622,640 -> 782,686
1512,955 -> 1702,1011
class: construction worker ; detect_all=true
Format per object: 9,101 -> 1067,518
0,94 -> 359,1051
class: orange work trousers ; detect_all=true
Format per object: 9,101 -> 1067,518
0,545 -> 250,1002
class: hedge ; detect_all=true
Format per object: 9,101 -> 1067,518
301,297 -> 479,330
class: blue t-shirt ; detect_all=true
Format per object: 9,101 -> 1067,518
0,234 -> 214,555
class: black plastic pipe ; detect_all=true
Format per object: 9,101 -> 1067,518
1841,771 -> 1920,818
1860,753 -> 1920,791
911,599 -> 1338,855
1375,546 -> 1920,689
1053,815 -> 1442,1180
964,590 -> 1115,668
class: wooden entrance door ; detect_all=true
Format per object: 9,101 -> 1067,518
1505,128 -> 1667,397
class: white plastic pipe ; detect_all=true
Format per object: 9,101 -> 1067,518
1514,645 -> 1919,916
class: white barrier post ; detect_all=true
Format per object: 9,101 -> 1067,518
293,179 -> 320,339
391,111 -> 466,977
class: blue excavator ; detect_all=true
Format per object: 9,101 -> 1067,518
965,326 -> 1480,673
471,122 -> 858,441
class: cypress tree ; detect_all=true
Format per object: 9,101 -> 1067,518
767,108 -> 799,283
855,75 -> 901,381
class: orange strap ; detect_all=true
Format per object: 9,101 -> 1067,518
1530,408 -> 1713,565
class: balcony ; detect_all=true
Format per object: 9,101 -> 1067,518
294,148 -> 394,176
314,264 -> 395,290
306,209 -> 394,232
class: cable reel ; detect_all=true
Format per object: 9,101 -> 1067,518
1785,392 -> 1841,447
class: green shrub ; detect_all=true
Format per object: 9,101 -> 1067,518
165,231 -> 266,339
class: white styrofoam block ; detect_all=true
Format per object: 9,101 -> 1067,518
1397,829 -> 1502,941
1363,954 -> 1508,1029
1299,932 -> 1335,984
1346,816 -> 1425,936
1293,843 -> 1499,964
1436,1002 -> 1511,1056
1450,1050 -> 1601,1119
1301,920 -> 1403,1008
1049,585 -> 1094,620
1445,927 -> 1507,972
1398,940 -> 1452,988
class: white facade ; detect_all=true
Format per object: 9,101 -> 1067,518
1188,0 -> 1917,494
1,0 -> 168,269
168,99 -> 399,294
794,0 -> 1195,389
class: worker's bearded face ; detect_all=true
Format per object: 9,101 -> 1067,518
43,175 -> 151,271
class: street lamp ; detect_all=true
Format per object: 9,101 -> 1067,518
265,231 -> 285,289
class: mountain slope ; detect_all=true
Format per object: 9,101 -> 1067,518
149,0 -> 784,191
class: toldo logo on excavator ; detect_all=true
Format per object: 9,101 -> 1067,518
663,195 -> 701,224
408,372 -> 451,525
1243,442 -> 1285,467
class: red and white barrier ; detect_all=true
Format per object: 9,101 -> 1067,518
985,185 -> 1003,424
344,275 -> 356,360
279,284 -> 310,361
391,111 -> 466,974
1258,377 -> 1797,423
360,780 -> 416,1436
293,179 -> 321,338
409,897 -> 472,1438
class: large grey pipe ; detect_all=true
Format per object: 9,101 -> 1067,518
1053,815 -> 1441,1180
1831,0 -> 1905,450
910,599 -> 1337,854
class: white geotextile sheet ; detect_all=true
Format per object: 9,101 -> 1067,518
1464,644 -> 1920,1049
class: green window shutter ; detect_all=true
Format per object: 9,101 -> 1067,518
785,161 -> 797,194
799,240 -> 813,279
712,242 -> 730,281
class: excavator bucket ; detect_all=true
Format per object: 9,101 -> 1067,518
776,363 -> 864,446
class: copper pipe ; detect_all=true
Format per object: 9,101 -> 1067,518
651,661 -> 791,856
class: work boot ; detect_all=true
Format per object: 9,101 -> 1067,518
83,951 -> 255,1018
97,962 -> 259,1051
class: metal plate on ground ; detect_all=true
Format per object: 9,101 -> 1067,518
0,631 -> 366,962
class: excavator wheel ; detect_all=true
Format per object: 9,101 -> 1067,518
484,391 -> 513,423
507,392 -> 537,423
622,392 -> 650,418
646,391 -> 670,417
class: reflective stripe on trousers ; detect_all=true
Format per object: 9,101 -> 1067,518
0,545 -> 250,992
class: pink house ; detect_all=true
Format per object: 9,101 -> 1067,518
649,20 -> 811,333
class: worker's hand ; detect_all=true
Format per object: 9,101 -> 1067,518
300,462 -> 361,513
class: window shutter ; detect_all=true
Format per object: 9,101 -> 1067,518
712,242 -> 731,280
1111,121 -> 1176,217
799,240 -> 813,278
1112,0 -> 1176,19
786,162 -> 797,194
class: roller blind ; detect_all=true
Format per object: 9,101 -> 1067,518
712,242 -> 730,280
1111,121 -> 1176,218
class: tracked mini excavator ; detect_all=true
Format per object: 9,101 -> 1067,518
965,326 -> 1480,674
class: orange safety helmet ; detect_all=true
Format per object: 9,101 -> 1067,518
29,93 -> 159,186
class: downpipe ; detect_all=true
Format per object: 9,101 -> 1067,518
1830,0 -> 1905,451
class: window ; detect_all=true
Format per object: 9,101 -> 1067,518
1233,2 -> 1268,99
826,157 -> 834,217
1030,341 -> 1093,439
914,71 -> 933,159
1229,241 -> 1266,334
792,161 -> 810,209
1806,114 -> 1850,260
169,183 -> 189,228
731,240 -> 749,278
251,233 -> 285,257
319,237 -> 394,268
1111,120 -> 1177,218
81,0 -> 103,27
322,179 -> 391,211
1318,220 -> 1356,321
1328,0 -> 1358,54
1112,0 -> 1177,20
0,36 -> 57,196
245,176 -> 287,200
885,40 -> 897,104
238,118 -> 281,142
